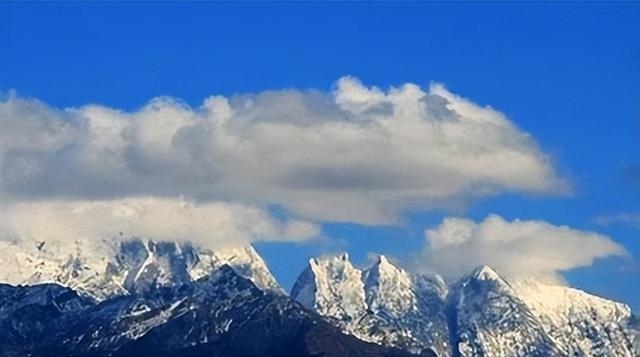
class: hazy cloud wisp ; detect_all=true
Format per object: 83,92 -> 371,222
0,197 -> 319,249
594,212 -> 640,227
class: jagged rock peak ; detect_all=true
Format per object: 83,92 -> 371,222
292,252 -> 452,357
363,255 -> 416,314
310,252 -> 350,265
197,244 -> 283,293
291,252 -> 366,320
373,254 -> 394,268
0,237 -> 282,300
469,264 -> 504,281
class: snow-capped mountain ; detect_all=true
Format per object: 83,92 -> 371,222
291,253 -> 450,356
0,247 -> 426,357
448,265 -> 637,357
363,255 -> 450,355
291,254 -> 639,357
448,265 -> 563,357
0,237 -> 281,301
0,238 -> 637,357
291,253 -> 367,321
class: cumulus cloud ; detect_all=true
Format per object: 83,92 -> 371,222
0,197 -> 319,248
417,214 -> 628,283
0,77 -> 567,230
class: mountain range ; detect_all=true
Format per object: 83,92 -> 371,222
0,237 -> 637,357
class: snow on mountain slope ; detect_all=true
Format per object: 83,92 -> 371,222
291,253 -> 366,321
363,255 -> 418,317
0,238 -> 125,300
509,279 -> 636,357
191,245 -> 282,293
362,255 -> 450,356
0,265 -> 427,357
449,265 -> 562,357
293,256 -> 638,357
448,265 -> 638,357
291,253 -> 450,356
1,237 -> 637,357
0,237 -> 281,300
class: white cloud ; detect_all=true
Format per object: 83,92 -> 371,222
0,77 -> 567,227
418,214 -> 628,283
594,212 -> 640,227
0,78 -> 569,249
0,197 -> 319,249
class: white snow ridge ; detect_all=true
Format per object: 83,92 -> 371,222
292,253 -> 450,356
292,253 -> 639,357
0,237 -> 637,357
0,237 -> 282,301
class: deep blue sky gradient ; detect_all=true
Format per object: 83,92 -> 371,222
1,2 -> 638,309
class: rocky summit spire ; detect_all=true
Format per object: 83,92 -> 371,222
291,253 -> 366,321
292,253 -> 451,356
469,264 -> 503,282
193,244 -> 283,293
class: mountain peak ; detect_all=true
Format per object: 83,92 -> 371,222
363,255 -> 415,313
366,254 -> 405,282
375,254 -> 392,266
203,244 -> 283,293
294,252 -> 452,356
0,237 -> 282,299
310,252 -> 350,266
291,252 -> 365,321
469,264 -> 502,281
3,245 -> 636,357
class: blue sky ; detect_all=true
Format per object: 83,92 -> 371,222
1,2 -> 638,310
